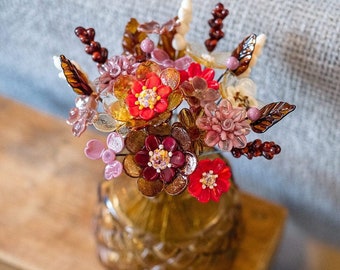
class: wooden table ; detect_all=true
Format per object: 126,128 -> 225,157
0,96 -> 286,270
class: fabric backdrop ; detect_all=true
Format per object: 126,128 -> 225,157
1,0 -> 339,269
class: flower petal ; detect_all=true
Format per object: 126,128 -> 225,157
137,178 -> 164,197
132,80 -> 143,94
154,98 -> 168,113
204,130 -> 220,147
164,174 -> 188,195
201,68 -> 215,82
123,155 -> 141,178
145,135 -> 160,151
157,85 -> 172,97
104,160 -> 123,180
162,136 -> 178,152
160,167 -> 176,183
134,150 -> 150,167
142,166 -> 159,181
180,152 -> 198,175
139,108 -> 155,120
198,188 -> 211,203
129,105 -> 140,117
84,139 -> 105,160
170,151 -> 185,168
188,62 -> 201,78
126,94 -> 137,106
106,132 -> 124,153
146,74 -> 161,88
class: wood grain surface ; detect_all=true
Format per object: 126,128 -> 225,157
0,96 -> 286,270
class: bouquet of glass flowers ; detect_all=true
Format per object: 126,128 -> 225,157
55,0 -> 295,203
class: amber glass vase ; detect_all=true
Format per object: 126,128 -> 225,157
94,168 -> 242,270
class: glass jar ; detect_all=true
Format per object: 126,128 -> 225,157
95,169 -> 242,270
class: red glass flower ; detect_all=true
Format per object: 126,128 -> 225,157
187,62 -> 219,90
126,72 -> 172,120
135,135 -> 186,182
188,158 -> 231,203
124,130 -> 198,197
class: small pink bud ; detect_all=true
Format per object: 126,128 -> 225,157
247,107 -> 262,121
226,56 -> 239,70
141,38 -> 155,53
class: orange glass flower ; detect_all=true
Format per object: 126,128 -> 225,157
126,72 -> 172,120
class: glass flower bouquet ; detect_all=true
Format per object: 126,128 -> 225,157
56,1 -> 295,268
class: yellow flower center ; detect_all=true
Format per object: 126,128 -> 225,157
135,86 -> 161,110
148,144 -> 172,172
200,170 -> 218,189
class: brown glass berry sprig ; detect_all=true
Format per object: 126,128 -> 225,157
74,26 -> 108,64
231,139 -> 281,160
204,3 -> 229,52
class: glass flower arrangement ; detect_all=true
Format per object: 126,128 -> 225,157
56,0 -> 295,204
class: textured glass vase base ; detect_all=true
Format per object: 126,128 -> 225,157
95,174 -> 242,270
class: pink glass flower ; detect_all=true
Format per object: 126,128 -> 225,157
84,132 -> 124,180
96,55 -> 139,94
125,72 -> 172,120
196,99 -> 251,151
67,95 -> 98,137
150,48 -> 192,70
187,62 -> 219,90
180,76 -> 220,111
188,158 -> 231,203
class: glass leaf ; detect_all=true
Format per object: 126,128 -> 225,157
137,178 -> 164,197
126,118 -> 148,129
160,68 -> 180,90
146,123 -> 171,136
114,75 -> 135,100
171,124 -> 192,151
110,101 -> 131,122
167,90 -> 183,111
158,27 -> 176,60
181,152 -> 198,176
193,140 -> 204,156
180,81 -> 194,97
250,102 -> 296,133
191,77 -> 207,92
136,61 -> 161,80
122,18 -> 148,61
178,108 -> 195,128
149,111 -> 172,126
93,113 -> 122,132
123,155 -> 141,178
186,43 -> 227,69
164,175 -> 188,195
125,130 -> 147,153
231,34 -> 257,76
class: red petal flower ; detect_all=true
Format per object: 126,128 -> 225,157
186,62 -> 219,90
128,134 -> 198,194
188,158 -> 231,203
125,71 -> 173,121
